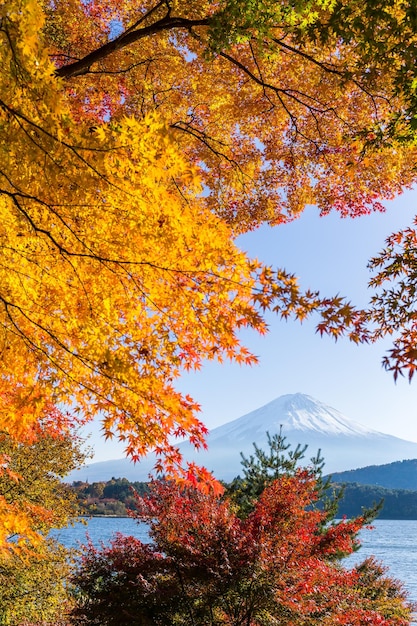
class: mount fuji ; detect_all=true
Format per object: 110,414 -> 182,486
67,393 -> 417,483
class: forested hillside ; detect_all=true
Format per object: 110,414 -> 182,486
328,459 -> 417,491
69,476 -> 417,519
333,483 -> 417,520
71,478 -> 149,516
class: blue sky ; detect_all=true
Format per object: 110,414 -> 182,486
86,188 -> 417,462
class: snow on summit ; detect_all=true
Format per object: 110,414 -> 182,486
259,393 -> 376,436
210,393 -> 376,442
68,393 -> 417,482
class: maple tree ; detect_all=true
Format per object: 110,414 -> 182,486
71,474 -> 413,625
0,539 -> 74,625
0,388 -> 85,551
0,0 -> 269,491
0,426 -> 85,622
47,0 -> 417,228
365,220 -> 417,381
2,0 -> 417,514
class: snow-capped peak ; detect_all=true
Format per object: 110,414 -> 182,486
67,392 -> 417,482
210,393 -> 378,442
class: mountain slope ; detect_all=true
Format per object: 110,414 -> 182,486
328,459 -> 417,490
67,393 -> 417,482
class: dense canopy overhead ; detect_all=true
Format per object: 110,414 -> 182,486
1,0 -> 417,498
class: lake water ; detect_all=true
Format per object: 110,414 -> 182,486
51,516 -> 150,548
52,518 -> 417,623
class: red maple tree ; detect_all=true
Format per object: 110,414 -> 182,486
72,472 -> 413,625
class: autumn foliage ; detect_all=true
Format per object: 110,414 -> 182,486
0,389 -> 84,552
72,474 -> 413,625
0,0 -> 269,486
0,0 -> 373,488
3,0 -> 417,548
0,423 -> 85,620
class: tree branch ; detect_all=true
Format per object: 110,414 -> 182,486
55,15 -> 209,79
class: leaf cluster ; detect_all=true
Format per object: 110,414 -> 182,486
0,425 -> 86,623
71,438 -> 413,625
72,476 -> 412,625
0,538 -> 75,626
0,402 -> 86,551
3,0 -> 417,537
